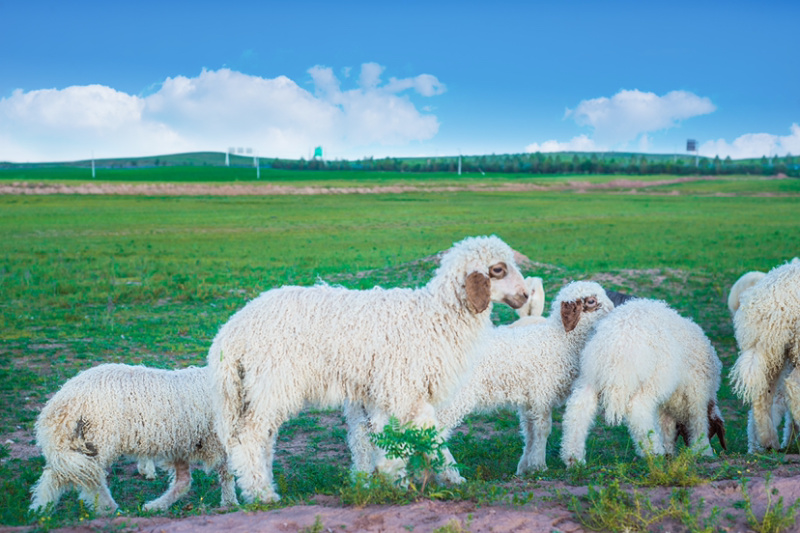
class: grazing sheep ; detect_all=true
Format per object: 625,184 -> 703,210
30,364 -> 237,515
207,235 -> 529,503
730,259 -> 800,451
434,280 -> 614,476
727,269 -> 797,452
561,299 -> 726,466
508,276 -> 547,327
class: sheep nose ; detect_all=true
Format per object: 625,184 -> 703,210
503,291 -> 529,309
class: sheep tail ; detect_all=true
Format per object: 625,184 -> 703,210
213,351 -> 248,445
730,348 -> 769,403
707,399 -> 727,451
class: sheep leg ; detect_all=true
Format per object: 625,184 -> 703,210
412,402 -> 465,485
782,367 -> 800,449
686,403 -> 714,457
344,400 -> 375,476
368,410 -> 407,482
627,400 -> 666,457
137,458 -> 157,480
216,459 -> 238,507
29,467 -> 67,514
78,481 -> 118,516
560,381 -> 599,466
227,420 -> 281,504
143,460 -> 192,511
752,383 -> 780,451
659,411 -> 677,455
516,406 -> 551,475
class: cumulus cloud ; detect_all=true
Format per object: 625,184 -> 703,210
0,64 -> 446,162
566,89 -> 716,146
700,123 -> 800,159
524,88 -> 715,154
525,134 -> 601,153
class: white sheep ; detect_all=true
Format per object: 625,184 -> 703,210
507,276 -> 547,327
207,235 -> 529,503
561,299 -> 726,466
30,364 -> 237,515
727,269 -> 797,452
730,259 -> 800,451
434,280 -> 614,476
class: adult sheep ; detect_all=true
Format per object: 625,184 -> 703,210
207,235 -> 529,503
30,364 -> 236,515
730,259 -> 800,451
561,299 -> 726,466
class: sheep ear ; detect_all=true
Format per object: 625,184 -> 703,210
465,271 -> 491,314
561,300 -> 581,332
708,401 -> 727,451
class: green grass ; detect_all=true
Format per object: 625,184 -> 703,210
2,175 -> 800,528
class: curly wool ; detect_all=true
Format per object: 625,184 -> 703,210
730,259 -> 800,450
435,280 -> 613,475
30,364 -> 236,515
561,299 -> 724,465
207,235 -> 529,503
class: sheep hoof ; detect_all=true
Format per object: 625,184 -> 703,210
437,469 -> 466,485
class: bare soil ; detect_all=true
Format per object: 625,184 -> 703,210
4,467 -> 800,532
0,175 -> 795,197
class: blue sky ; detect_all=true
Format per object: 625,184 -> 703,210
1,0 -> 798,162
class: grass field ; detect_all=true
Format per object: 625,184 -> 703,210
1,172 -> 799,529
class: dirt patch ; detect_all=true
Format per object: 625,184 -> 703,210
8,470 -> 800,532
0,175 -> 790,197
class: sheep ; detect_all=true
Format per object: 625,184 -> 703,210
29,364 -> 237,515
207,235 -> 530,503
561,298 -> 726,466
507,276 -> 547,327
730,259 -> 800,451
726,269 -> 797,452
433,280 -> 614,476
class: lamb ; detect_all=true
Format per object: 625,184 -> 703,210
730,259 -> 800,451
435,280 -> 614,476
207,235 -> 529,503
507,276 -> 547,327
561,299 -> 726,466
30,364 -> 237,515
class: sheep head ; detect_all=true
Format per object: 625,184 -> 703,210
439,235 -> 528,314
555,281 -> 614,333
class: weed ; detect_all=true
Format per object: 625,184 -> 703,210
740,474 -> 800,533
432,518 -> 470,533
370,417 -> 450,497
299,514 -> 325,533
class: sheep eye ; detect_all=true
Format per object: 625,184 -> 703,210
489,263 -> 507,279
585,297 -> 598,308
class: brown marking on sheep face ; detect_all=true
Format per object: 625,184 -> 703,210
708,400 -> 727,451
561,296 -> 602,332
465,271 -> 491,314
561,301 -> 581,332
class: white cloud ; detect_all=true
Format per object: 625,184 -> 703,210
700,124 -> 800,159
566,89 -> 716,146
0,64 -> 446,162
525,134 -> 602,153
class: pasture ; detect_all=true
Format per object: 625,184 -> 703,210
1,171 -> 799,529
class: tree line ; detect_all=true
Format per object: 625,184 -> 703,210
267,152 -> 799,177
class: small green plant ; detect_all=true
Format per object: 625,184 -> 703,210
370,417 -> 451,497
740,475 -> 800,533
568,478 -> 683,531
432,518 -> 470,533
339,472 -> 414,506
638,447 -> 706,487
299,514 -> 325,533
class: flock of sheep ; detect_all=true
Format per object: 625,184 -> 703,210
27,235 -> 800,515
